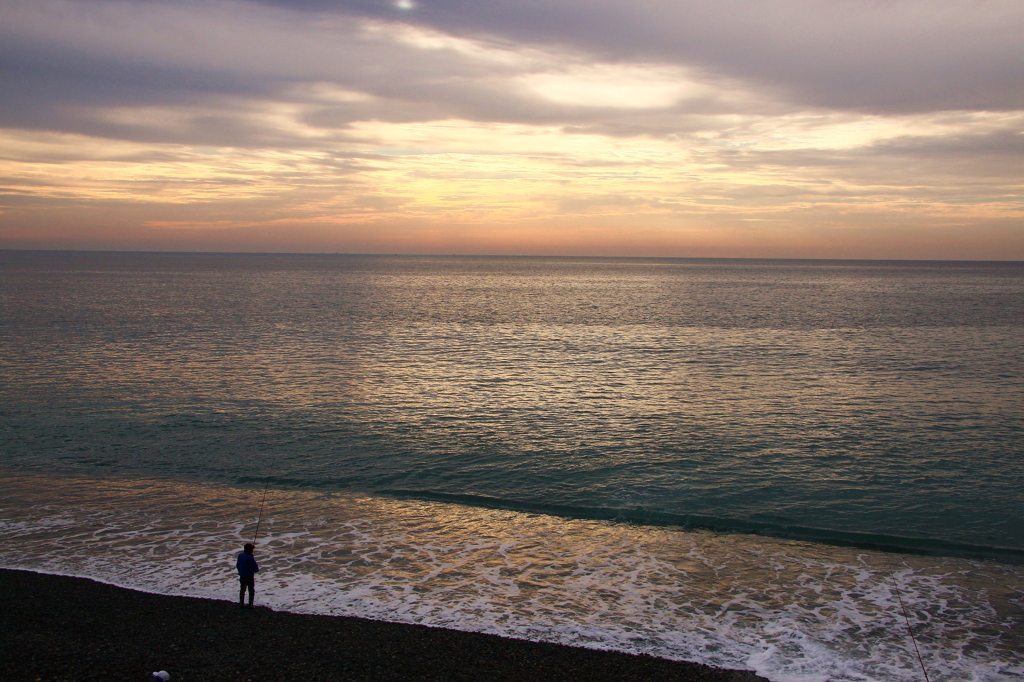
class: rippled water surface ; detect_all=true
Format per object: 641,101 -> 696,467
2,251 -> 1023,681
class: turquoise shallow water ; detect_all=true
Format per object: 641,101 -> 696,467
2,251 -> 1023,681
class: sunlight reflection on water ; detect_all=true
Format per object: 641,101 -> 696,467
1,472 -> 1021,682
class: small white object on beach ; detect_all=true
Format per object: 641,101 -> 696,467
152,671 -> 171,681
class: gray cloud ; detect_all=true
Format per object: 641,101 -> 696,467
1,0 -> 1021,259
715,129 -> 1024,176
4,0 -> 1019,152
259,0 -> 1024,112
869,129 -> 1024,159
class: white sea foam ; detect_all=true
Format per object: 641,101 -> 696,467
1,472 -> 1022,682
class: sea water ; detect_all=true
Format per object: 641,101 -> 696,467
1,251 -> 1022,681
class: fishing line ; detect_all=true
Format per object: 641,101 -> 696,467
887,559 -> 931,682
251,462 -> 275,546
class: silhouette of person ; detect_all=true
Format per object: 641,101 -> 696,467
236,542 -> 260,608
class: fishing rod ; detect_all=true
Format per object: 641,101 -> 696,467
887,560 -> 931,682
251,463 -> 274,546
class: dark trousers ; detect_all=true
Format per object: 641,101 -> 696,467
239,575 -> 255,605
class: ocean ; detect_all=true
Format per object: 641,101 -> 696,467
1,250 -> 1022,681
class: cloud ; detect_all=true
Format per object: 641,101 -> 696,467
5,0 -> 1020,146
0,0 -> 1021,258
460,0 -> 1022,113
0,0 -> 780,147
256,0 -> 1024,112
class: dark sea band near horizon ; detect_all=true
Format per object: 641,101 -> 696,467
1,250 -> 1023,682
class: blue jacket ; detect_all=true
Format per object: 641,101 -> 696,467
236,552 -> 260,577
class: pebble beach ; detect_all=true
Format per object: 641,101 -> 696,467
0,569 -> 768,682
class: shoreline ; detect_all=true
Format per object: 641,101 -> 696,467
0,568 -> 769,682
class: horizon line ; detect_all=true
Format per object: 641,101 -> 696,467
2,248 -> 1022,265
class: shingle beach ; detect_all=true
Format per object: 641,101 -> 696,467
0,568 -> 768,682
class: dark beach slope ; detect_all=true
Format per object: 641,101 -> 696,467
1,568 -> 767,682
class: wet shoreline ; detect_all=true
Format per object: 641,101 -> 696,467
0,568 -> 768,682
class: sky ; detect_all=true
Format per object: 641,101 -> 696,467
0,0 -> 1022,258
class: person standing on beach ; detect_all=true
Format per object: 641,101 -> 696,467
236,543 -> 260,608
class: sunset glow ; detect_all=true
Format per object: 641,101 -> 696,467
1,0 -> 1022,257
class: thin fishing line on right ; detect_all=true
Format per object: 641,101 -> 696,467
886,558 -> 931,682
